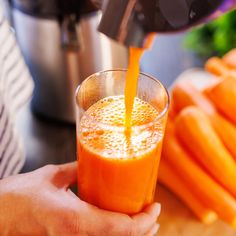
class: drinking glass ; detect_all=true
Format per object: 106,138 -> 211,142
75,70 -> 169,214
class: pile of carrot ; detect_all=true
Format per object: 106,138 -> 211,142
158,48 -> 236,227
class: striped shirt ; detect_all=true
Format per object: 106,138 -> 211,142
0,8 -> 33,178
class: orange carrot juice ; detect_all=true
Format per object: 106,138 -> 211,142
76,39 -> 168,214
77,95 -> 165,214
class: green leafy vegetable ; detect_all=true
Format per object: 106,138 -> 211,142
184,10 -> 236,57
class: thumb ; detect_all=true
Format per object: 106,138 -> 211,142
52,162 -> 78,188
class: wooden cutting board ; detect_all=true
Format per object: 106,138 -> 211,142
155,185 -> 236,236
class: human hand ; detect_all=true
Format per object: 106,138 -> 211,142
0,162 -> 160,236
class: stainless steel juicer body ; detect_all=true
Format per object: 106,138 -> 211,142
10,0 -> 128,122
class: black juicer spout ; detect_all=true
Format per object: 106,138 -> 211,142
98,0 -> 230,48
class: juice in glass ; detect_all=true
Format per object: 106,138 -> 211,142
76,70 -> 169,214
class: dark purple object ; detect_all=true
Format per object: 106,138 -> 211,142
209,0 -> 236,20
219,0 -> 236,12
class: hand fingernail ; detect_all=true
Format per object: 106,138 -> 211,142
150,224 -> 160,236
153,203 -> 161,217
154,224 -> 160,234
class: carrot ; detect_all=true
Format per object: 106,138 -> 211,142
175,107 -> 236,198
223,49 -> 236,69
168,98 -> 177,119
162,120 -> 236,226
158,159 -> 218,224
172,82 -> 236,160
172,82 -> 216,114
205,57 -> 229,76
205,75 -> 236,124
210,114 -> 236,161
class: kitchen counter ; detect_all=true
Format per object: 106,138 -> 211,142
17,104 -> 76,173
16,34 -> 236,235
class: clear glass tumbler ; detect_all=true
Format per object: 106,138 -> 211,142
75,70 -> 169,214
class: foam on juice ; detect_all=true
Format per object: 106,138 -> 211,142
79,95 -> 163,159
